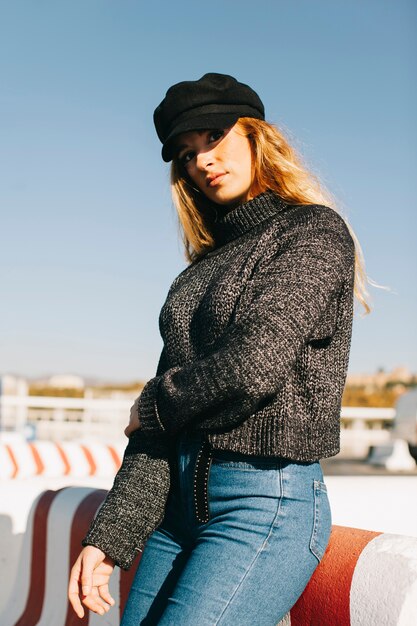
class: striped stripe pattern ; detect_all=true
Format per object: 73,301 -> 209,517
0,487 -> 141,626
0,441 -> 125,479
1,488 -> 416,625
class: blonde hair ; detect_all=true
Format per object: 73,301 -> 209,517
170,117 -> 385,316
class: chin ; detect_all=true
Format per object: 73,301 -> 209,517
209,189 -> 251,207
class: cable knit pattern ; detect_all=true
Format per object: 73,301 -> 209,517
82,190 -> 355,569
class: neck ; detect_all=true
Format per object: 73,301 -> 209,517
210,190 -> 290,247
221,192 -> 255,213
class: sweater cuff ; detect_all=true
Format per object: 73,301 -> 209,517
81,433 -> 172,571
138,376 -> 167,434
82,524 -> 142,571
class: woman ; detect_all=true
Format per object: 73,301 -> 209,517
68,73 -> 371,625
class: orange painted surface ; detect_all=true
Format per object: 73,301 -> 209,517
5,444 -> 19,478
107,445 -> 122,472
28,443 -> 45,475
290,525 -> 383,626
55,444 -> 72,475
80,445 -> 97,476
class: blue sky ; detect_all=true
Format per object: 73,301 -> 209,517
1,0 -> 416,382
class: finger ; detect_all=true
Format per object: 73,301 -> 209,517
82,595 -> 105,616
129,399 -> 138,416
82,588 -> 108,616
68,561 -> 85,618
80,555 -> 95,596
92,586 -> 111,613
130,400 -> 140,420
98,583 -> 115,607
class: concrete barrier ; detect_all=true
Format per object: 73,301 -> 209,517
0,476 -> 113,611
288,525 -> 417,625
368,438 -> 417,471
0,440 -> 124,480
0,487 -> 141,626
1,487 -> 416,625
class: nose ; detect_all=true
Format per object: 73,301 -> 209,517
195,148 -> 214,171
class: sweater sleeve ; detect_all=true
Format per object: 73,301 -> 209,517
138,213 -> 355,436
81,431 -> 171,571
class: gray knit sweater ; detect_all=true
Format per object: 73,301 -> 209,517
82,190 -> 355,569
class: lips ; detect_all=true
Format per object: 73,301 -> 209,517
207,173 -> 227,187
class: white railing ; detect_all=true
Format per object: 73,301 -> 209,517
0,393 -> 396,446
0,394 -> 134,442
340,406 -> 395,421
339,407 -> 396,457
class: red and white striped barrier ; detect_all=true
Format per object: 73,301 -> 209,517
0,441 -> 124,480
0,487 -> 141,626
1,487 -> 416,625
289,525 -> 417,625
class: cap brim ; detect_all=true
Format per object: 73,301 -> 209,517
161,112 -> 241,162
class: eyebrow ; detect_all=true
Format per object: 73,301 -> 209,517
175,130 -> 206,154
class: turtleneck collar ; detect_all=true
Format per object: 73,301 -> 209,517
210,190 -> 290,247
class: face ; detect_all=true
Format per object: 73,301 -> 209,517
174,124 -> 254,207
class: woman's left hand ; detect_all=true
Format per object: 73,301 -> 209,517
68,546 -> 115,618
124,396 -> 141,438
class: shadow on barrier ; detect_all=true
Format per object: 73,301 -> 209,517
0,514 -> 24,611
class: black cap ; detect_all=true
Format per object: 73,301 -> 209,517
154,72 -> 265,162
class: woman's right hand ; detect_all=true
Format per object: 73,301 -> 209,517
124,396 -> 141,438
68,545 -> 116,618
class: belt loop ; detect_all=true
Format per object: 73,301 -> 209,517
193,437 -> 213,524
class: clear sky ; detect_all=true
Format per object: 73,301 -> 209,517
1,0 -> 416,383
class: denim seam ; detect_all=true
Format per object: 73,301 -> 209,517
309,479 -> 324,562
214,461 -> 284,625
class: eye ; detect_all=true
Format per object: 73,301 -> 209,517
178,129 -> 224,167
208,129 -> 224,143
179,150 -> 195,167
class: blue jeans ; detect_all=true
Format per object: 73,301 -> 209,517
121,431 -> 331,626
